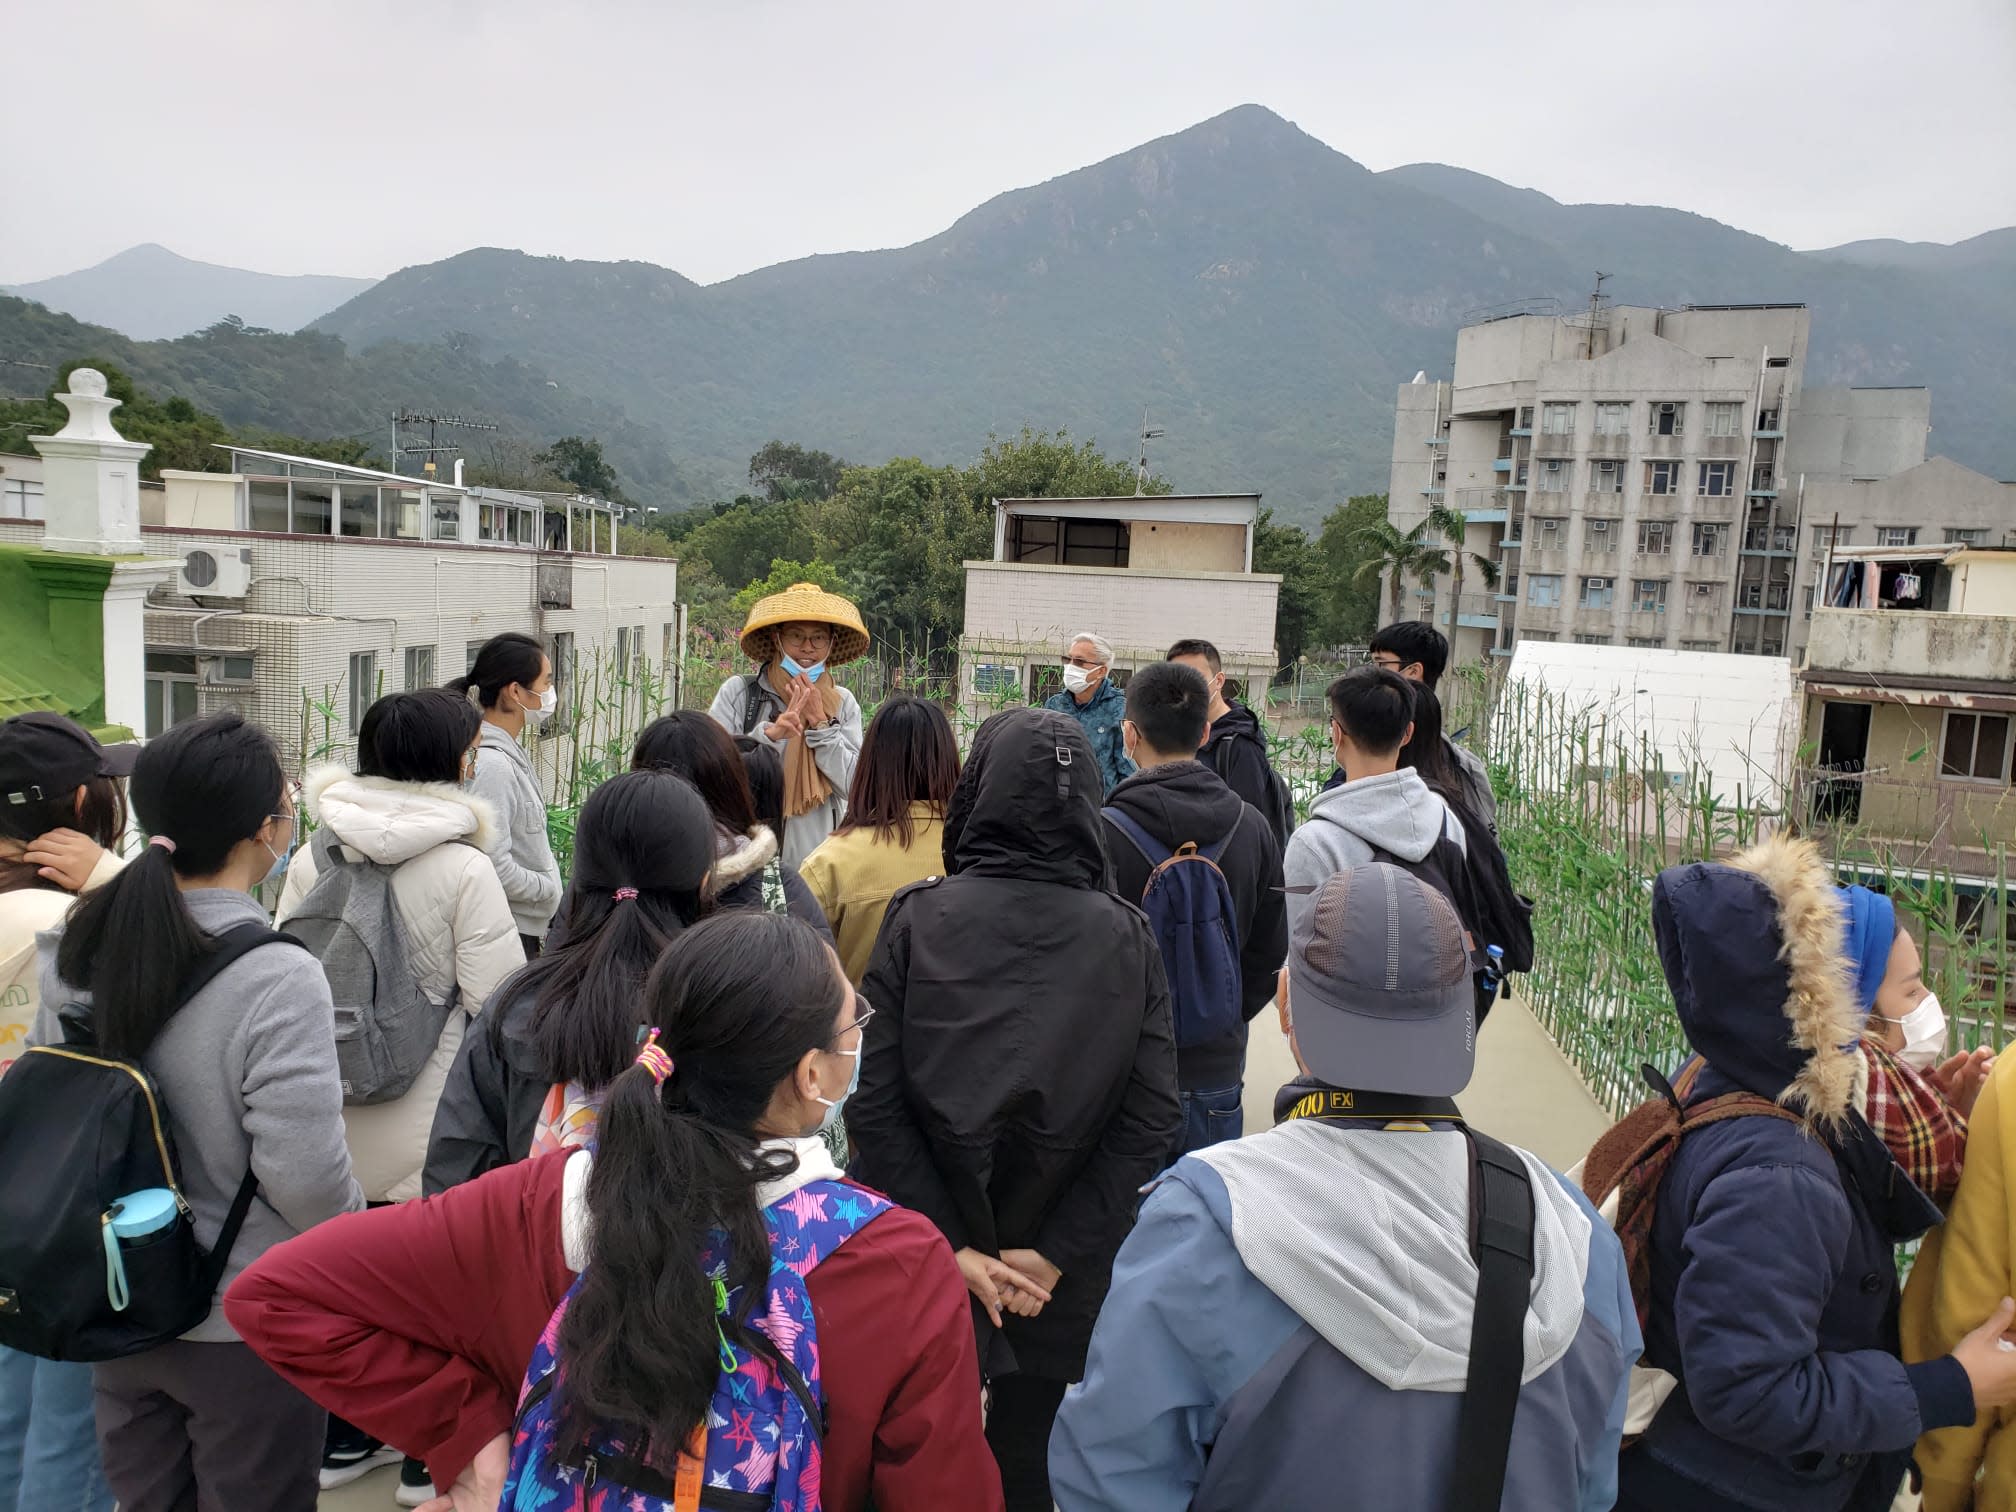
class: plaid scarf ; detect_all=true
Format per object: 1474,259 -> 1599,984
1861,1041 -> 1968,1206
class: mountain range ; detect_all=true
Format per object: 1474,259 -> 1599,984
4,244 -> 377,341
4,106 -> 2011,524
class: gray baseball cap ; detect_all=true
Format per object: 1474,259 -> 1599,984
1286,864 -> 1478,1097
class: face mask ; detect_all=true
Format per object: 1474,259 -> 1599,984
1061,664 -> 1094,694
812,1042 -> 862,1134
261,821 -> 296,888
780,654 -> 826,683
520,686 -> 557,725
1882,993 -> 1948,1071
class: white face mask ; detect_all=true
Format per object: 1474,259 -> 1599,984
1882,993 -> 1948,1071
519,686 -> 558,725
1061,664 -> 1095,695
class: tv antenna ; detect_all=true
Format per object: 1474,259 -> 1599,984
389,409 -> 498,477
1135,408 -> 1165,496
1582,271 -> 1613,358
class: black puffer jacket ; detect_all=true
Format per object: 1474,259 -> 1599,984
850,708 -> 1180,1382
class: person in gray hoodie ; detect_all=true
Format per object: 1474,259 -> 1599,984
31,712 -> 361,1512
452,633 -> 564,956
1050,865 -> 1639,1510
1283,665 -> 1466,936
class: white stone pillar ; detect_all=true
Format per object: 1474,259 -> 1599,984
102,560 -> 179,736
31,369 -> 152,556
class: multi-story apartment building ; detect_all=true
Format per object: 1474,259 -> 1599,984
1386,302 -> 1976,664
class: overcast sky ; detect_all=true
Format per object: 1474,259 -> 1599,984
4,0 -> 2012,285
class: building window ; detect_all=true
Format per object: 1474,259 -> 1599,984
1516,405 -> 1534,430
1638,520 -> 1676,556
1586,517 -> 1619,552
1941,712 -> 2012,783
1521,631 -> 1558,643
615,625 -> 633,677
1527,574 -> 1563,608
1698,462 -> 1736,497
1633,579 -> 1669,614
1691,523 -> 1727,557
1646,461 -> 1681,496
2,475 -> 45,518
1877,526 -> 1919,547
338,483 -> 381,538
1945,527 -> 1989,546
1689,581 -> 1722,609
1535,517 -> 1565,551
1574,633 -> 1611,646
1594,402 -> 1630,436
144,652 -> 200,738
551,632 -> 575,726
1765,583 -> 1790,611
1513,461 -> 1529,488
1542,402 -> 1576,436
1681,639 -> 1720,651
1580,576 -> 1614,609
1803,586 -> 1815,618
1740,582 -> 1763,609
1773,525 -> 1796,552
1757,408 -> 1781,432
465,639 -> 486,673
661,621 -> 677,671
1813,524 -> 1853,552
1628,636 -> 1666,649
1538,458 -> 1570,493
1591,459 -> 1624,494
347,652 -> 378,735
1706,402 -> 1743,437
1761,636 -> 1785,656
1649,401 -> 1685,437
430,494 -> 462,542
404,645 -> 436,690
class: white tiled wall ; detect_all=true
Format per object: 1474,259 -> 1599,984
961,561 -> 1281,662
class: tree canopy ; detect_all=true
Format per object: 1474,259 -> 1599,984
534,436 -> 625,501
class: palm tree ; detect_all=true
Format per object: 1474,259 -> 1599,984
1352,519 -> 1432,625
1419,501 -> 1502,627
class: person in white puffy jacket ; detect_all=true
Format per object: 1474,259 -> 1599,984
278,688 -> 524,1204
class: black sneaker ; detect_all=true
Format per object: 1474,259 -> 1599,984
319,1429 -> 401,1490
395,1456 -> 437,1508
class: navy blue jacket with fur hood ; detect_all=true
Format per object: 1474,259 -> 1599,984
1620,836 -> 1974,1512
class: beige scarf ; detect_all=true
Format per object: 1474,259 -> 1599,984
764,663 -> 844,818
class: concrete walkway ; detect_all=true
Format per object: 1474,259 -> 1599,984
322,995 -> 1611,1509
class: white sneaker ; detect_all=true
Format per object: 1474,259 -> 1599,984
318,1442 -> 401,1490
394,1456 -> 437,1507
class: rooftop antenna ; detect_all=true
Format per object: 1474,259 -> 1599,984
389,409 -> 499,477
1135,408 -> 1164,496
1584,271 -> 1612,359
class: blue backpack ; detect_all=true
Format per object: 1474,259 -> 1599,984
502,1177 -> 889,1511
1104,808 -> 1244,1049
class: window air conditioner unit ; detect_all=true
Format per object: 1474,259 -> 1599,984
178,547 -> 252,600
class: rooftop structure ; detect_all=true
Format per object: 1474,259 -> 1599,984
958,493 -> 1280,711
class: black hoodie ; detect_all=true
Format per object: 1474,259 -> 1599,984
850,708 -> 1180,1380
1103,760 -> 1286,1093
1200,701 -> 1281,832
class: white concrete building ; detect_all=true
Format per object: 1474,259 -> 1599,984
1386,303 -> 1979,667
957,493 -> 1280,711
0,445 -> 682,770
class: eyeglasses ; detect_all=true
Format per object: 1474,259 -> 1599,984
832,994 -> 877,1045
1063,656 -> 1104,671
1370,655 -> 1405,672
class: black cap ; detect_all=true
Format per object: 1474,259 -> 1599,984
0,713 -> 140,810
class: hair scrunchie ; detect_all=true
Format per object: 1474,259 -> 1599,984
634,1026 -> 674,1085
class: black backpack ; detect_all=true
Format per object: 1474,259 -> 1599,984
1366,832 -> 1501,1020
0,924 -> 293,1361
1440,793 -> 1536,976
1205,729 -> 1294,847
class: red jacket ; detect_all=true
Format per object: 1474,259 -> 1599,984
224,1150 -> 1003,1511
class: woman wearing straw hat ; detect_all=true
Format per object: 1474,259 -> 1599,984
709,582 -> 868,869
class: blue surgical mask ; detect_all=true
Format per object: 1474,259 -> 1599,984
812,1043 -> 861,1134
261,825 -> 296,888
780,654 -> 826,682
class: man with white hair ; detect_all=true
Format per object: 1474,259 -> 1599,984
1043,631 -> 1134,795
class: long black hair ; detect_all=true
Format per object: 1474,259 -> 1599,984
1397,680 -> 1463,806
357,688 -> 481,785
508,770 -> 715,1088
447,632 -> 547,711
632,713 -> 758,836
56,713 -> 285,1058
834,695 -> 958,847
734,738 -> 785,843
559,912 -> 848,1459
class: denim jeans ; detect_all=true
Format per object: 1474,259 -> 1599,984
1178,1082 -> 1244,1158
0,1346 -> 114,1512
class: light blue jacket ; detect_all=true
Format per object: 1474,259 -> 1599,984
1045,678 -> 1134,796
1050,1117 -> 1639,1511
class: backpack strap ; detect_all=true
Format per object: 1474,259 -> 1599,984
1102,807 -> 1171,867
1447,1128 -> 1536,1512
741,670 -> 784,736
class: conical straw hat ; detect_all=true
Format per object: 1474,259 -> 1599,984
738,582 -> 869,665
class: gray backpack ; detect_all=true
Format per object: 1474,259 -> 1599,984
286,828 -> 455,1105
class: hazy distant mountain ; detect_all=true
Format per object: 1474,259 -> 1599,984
5,244 -> 377,340
7,109 -> 2010,521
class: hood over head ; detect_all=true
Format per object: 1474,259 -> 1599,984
1302,768 -> 1450,864
1653,833 -> 1862,1125
1105,759 -> 1246,845
943,708 -> 1110,889
304,765 -> 497,867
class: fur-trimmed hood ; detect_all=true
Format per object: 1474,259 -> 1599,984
1652,833 -> 1862,1124
708,824 -> 780,890
303,765 -> 499,867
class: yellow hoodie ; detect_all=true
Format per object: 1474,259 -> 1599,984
797,804 -> 946,983
1905,1050 -> 2016,1511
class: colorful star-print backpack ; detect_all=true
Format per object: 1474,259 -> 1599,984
502,1177 -> 889,1511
